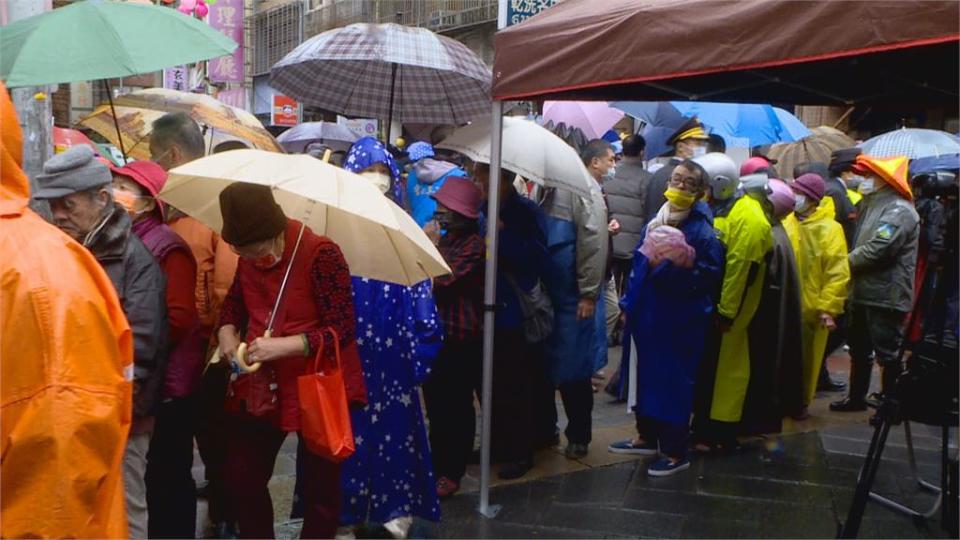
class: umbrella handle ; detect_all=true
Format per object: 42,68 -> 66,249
322,148 -> 332,163
233,342 -> 263,373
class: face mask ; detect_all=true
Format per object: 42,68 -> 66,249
114,189 -> 148,218
602,166 -> 616,180
858,178 -> 876,195
794,194 -> 808,212
360,171 -> 391,194
249,238 -> 283,270
664,186 -> 697,209
691,145 -> 707,157
846,174 -> 865,190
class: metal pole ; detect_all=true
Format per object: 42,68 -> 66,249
102,79 -> 128,161
478,99 -> 504,519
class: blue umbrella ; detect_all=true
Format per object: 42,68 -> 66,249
910,154 -> 960,175
612,101 -> 811,158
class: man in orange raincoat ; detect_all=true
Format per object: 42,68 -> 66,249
0,82 -> 134,538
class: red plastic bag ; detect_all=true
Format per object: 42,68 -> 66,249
297,329 -> 355,462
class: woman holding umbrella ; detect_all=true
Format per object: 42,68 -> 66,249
329,136 -> 443,539
215,183 -> 367,539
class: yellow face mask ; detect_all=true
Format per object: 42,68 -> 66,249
664,186 -> 697,209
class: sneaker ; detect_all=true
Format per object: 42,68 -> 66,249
647,457 -> 691,477
564,442 -> 588,460
829,397 -> 867,412
436,476 -> 460,498
608,439 -> 659,456
383,516 -> 413,540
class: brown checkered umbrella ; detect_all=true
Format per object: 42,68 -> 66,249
270,23 -> 491,126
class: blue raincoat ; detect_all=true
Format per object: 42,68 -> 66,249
542,215 -> 608,383
338,139 -> 442,525
621,201 -> 724,425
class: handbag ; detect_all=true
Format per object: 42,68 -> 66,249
297,328 -> 355,463
505,273 -> 554,344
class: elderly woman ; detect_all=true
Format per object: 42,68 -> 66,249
215,183 -> 366,539
335,137 -> 443,538
612,160 -> 724,477
110,160 -> 205,539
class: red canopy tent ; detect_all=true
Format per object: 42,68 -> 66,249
491,0 -> 959,105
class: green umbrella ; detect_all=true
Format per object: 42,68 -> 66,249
0,0 -> 236,88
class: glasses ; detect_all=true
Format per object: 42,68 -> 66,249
668,175 -> 699,190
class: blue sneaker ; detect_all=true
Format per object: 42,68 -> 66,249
647,457 -> 690,477
607,439 -> 659,456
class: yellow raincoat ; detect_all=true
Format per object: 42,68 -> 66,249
785,198 -> 850,405
1,82 -> 133,538
710,195 -> 773,422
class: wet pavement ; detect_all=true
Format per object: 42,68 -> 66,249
190,346 -> 956,539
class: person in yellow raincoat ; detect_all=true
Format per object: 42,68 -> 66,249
786,173 -> 851,410
692,154 -> 773,450
0,81 -> 134,538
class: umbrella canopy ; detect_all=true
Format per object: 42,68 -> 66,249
491,0 -> 959,105
276,121 -> 359,153
270,23 -> 491,125
161,150 -> 450,286
542,101 -> 624,140
0,0 -> 236,87
612,101 -> 811,157
766,126 -> 856,179
78,88 -> 282,160
438,116 -> 593,198
860,128 -> 960,160
910,154 -> 960,175
53,126 -> 99,153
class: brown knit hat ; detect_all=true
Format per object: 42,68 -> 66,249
219,183 -> 287,246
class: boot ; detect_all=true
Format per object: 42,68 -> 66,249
831,355 -> 871,412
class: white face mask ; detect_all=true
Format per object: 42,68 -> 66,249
602,165 -> 616,180
360,171 -> 391,194
794,194 -> 808,212
691,145 -> 708,157
858,178 -> 876,195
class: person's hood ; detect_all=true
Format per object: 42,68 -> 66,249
801,194 -> 837,224
414,158 -> 459,184
1,80 -> 30,217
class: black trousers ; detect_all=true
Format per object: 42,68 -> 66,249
488,331 -> 536,464
637,415 -> 689,460
559,379 -> 594,445
423,338 -> 482,482
195,364 -> 233,524
146,396 -> 198,539
846,303 -> 907,403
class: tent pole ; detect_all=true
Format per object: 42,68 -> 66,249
478,99 -> 504,519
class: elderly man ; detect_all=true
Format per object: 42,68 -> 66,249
540,140 -> 609,459
642,118 -> 712,223
1,83 -> 132,539
151,112 -> 239,537
33,146 -> 168,539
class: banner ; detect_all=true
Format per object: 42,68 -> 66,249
163,66 -> 188,91
216,88 -> 247,110
209,0 -> 244,83
507,0 -> 558,26
337,116 -> 378,138
272,94 -> 299,126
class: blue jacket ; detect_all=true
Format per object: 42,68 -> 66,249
621,201 -> 725,425
481,192 -> 549,331
407,159 -> 468,227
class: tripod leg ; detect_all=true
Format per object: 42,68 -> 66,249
840,416 -> 893,538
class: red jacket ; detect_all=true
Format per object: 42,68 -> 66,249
220,220 -> 366,432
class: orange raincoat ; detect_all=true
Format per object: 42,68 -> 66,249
1,82 -> 134,538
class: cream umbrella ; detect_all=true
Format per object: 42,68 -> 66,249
437,116 -> 593,198
161,149 -> 450,287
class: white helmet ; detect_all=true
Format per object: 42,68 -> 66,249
692,152 -> 738,200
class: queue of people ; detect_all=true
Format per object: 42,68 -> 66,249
2,80 -> 944,540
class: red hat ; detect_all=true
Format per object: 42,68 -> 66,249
432,177 -> 481,219
109,160 -> 168,214
740,156 -> 772,176
791,172 -> 826,202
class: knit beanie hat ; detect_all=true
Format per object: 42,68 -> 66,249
219,183 -> 287,246
34,145 -> 111,199
791,173 -> 826,202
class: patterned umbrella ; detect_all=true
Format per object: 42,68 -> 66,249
270,23 -> 491,126
78,88 -> 282,160
766,126 -> 856,179
276,121 -> 359,153
860,128 -> 960,160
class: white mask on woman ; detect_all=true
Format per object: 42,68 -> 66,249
360,171 -> 391,194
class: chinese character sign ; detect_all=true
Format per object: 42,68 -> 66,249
507,0 -> 557,26
164,66 -> 188,91
209,0 -> 244,83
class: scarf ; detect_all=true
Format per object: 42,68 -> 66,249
647,201 -> 691,231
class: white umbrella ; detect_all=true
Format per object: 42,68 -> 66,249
437,116 -> 593,198
161,149 -> 450,286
